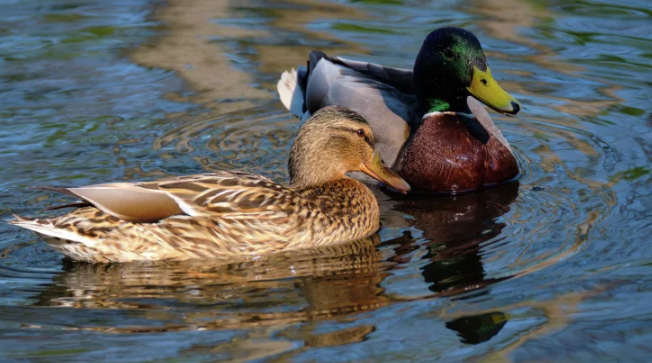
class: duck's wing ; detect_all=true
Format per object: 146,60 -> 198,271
36,181 -> 184,223
136,172 -> 301,220
332,56 -> 415,95
36,172 -> 302,224
301,53 -> 418,167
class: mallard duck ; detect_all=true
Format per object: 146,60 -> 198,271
277,27 -> 521,193
9,106 -> 410,263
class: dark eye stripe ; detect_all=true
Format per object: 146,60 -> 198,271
332,126 -> 359,133
331,126 -> 374,148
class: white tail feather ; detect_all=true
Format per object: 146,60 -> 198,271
277,68 -> 305,118
9,218 -> 97,247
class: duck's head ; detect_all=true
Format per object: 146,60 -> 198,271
414,27 -> 521,116
289,106 -> 410,193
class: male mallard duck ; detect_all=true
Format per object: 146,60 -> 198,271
277,27 -> 521,193
10,106 -> 410,263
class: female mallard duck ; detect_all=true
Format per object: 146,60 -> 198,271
277,27 -> 522,193
10,106 -> 410,263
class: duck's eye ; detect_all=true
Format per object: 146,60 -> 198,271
443,48 -> 454,58
357,129 -> 365,137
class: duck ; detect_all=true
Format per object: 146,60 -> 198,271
277,27 -> 522,194
9,106 -> 410,263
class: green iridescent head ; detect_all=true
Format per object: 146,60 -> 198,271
413,27 -> 521,115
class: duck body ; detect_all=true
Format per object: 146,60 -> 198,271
10,107 -> 409,263
12,174 -> 379,263
277,27 -> 521,194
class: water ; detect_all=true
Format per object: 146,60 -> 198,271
1,0 -> 651,361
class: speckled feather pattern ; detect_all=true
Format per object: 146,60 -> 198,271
11,173 -> 380,263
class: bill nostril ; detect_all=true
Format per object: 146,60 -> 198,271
510,101 -> 521,114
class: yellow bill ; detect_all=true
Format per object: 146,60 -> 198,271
467,66 -> 521,115
360,151 -> 411,194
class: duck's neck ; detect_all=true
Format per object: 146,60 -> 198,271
294,178 -> 374,207
295,178 -> 380,241
413,63 -> 470,116
421,95 -> 471,116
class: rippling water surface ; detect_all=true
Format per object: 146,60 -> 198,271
1,0 -> 651,361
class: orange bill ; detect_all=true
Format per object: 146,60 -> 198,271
360,151 -> 411,194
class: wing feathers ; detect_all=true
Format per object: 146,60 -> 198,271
32,172 -> 294,224
68,183 -> 182,223
136,172 -> 302,220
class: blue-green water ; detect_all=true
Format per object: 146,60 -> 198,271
1,0 -> 652,361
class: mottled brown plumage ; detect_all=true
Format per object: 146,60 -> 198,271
398,113 -> 518,193
9,106 -> 409,263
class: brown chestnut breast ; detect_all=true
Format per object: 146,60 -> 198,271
397,113 -> 518,193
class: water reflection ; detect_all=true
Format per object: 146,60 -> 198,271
446,312 -> 508,345
390,182 -> 518,297
30,235 -> 382,325
20,233 -> 391,358
379,183 -> 520,344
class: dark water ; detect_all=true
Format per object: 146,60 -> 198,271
1,0 -> 651,361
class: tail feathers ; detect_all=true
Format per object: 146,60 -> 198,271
277,68 -> 296,111
8,214 -> 35,224
9,214 -> 53,232
9,214 -> 55,237
8,215 -> 95,247
277,68 -> 307,118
